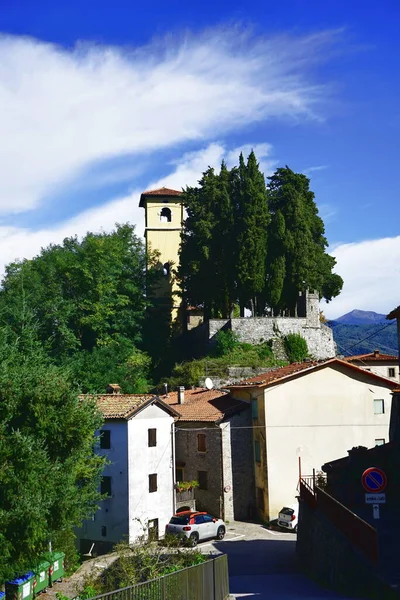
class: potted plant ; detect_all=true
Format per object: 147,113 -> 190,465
175,480 -> 199,493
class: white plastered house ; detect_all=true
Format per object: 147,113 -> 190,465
78,386 -> 179,554
344,350 -> 399,382
227,358 -> 398,522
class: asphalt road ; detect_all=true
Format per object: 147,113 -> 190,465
200,521 -> 362,600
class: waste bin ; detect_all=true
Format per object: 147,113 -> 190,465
41,552 -> 65,586
5,572 -> 35,600
33,560 -> 50,594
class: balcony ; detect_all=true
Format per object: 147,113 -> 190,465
175,486 -> 196,512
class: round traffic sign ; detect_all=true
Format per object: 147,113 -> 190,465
361,467 -> 387,493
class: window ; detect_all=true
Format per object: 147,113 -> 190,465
149,473 -> 158,493
176,467 -> 184,482
374,399 -> 385,414
148,428 -> 157,447
252,399 -> 258,419
100,430 -> 111,449
194,515 -> 204,525
160,207 -> 172,222
101,526 -> 107,537
388,368 -> 396,378
375,438 -> 385,446
198,470 -> 208,490
257,487 -> 264,511
254,440 -> 261,463
101,476 -> 112,497
197,433 -> 207,452
148,518 -> 159,541
203,514 -> 214,523
162,262 -> 170,276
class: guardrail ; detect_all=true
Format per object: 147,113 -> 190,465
82,554 -> 229,600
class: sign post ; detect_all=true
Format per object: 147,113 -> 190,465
362,467 -> 387,521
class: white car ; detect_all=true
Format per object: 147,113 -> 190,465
165,511 -> 226,545
278,503 -> 298,532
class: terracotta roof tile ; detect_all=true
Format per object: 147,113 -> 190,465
227,358 -> 398,389
80,394 -> 178,420
161,388 -> 247,422
344,351 -> 398,362
142,187 -> 182,196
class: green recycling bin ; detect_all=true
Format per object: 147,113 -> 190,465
5,572 -> 34,600
42,552 -> 65,586
33,560 -> 50,594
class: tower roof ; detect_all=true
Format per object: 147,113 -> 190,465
139,186 -> 182,207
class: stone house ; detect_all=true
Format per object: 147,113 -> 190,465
227,358 -> 397,522
78,386 -> 179,554
344,350 -> 399,381
162,387 -> 255,521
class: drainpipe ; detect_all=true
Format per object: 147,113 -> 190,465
171,421 -> 176,514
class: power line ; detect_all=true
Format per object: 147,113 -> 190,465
336,320 -> 396,356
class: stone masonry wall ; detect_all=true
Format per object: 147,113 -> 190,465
297,500 -> 398,599
208,317 -> 336,360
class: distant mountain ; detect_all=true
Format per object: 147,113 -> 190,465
327,309 -> 397,356
332,309 -> 388,326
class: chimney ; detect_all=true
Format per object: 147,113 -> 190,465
178,386 -> 185,404
373,349 -> 380,357
107,383 -> 121,395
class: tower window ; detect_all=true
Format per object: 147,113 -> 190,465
163,263 -> 170,276
160,207 -> 172,222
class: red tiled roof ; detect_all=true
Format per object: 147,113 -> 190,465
80,394 -> 179,420
161,388 -> 247,422
227,358 -> 398,389
344,350 -> 398,362
392,388 -> 400,394
139,187 -> 182,207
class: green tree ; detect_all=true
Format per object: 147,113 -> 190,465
0,224 -> 152,392
284,333 -> 309,362
234,152 -> 269,316
0,325 -> 105,581
266,167 -> 343,314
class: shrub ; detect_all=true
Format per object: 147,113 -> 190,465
283,333 -> 309,363
213,329 -> 239,357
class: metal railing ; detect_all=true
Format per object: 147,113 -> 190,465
85,554 -> 229,600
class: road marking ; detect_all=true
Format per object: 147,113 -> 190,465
264,528 -> 289,536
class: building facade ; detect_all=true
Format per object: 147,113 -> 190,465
78,390 -> 178,554
228,358 -> 397,521
344,350 -> 399,381
163,387 -> 256,521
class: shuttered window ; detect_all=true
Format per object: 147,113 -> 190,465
149,473 -> 158,493
148,428 -> 157,447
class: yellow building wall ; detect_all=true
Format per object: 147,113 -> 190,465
144,198 -> 184,318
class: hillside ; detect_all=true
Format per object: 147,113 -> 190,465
328,310 -> 397,356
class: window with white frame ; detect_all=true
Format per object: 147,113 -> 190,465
374,399 -> 384,414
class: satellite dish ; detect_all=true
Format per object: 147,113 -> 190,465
205,377 -> 214,390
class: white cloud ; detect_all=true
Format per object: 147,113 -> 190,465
0,28 -> 337,215
324,236 -> 400,319
304,164 -> 329,174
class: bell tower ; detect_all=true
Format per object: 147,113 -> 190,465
139,187 -> 183,319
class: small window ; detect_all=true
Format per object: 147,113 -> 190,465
254,440 -> 261,463
252,399 -> 258,419
203,514 -> 214,523
375,438 -> 385,446
176,467 -> 184,482
160,207 -> 172,222
257,487 -> 264,510
148,428 -> 157,447
388,368 -> 396,378
101,526 -> 107,537
149,473 -> 158,493
101,476 -> 112,497
374,399 -> 385,414
198,470 -> 208,490
197,433 -> 207,452
162,262 -> 170,276
100,430 -> 111,449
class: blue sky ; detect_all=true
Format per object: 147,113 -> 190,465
0,0 -> 399,318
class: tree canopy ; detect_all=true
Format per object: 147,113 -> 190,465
0,224 -> 152,393
0,324 -> 105,581
178,157 -> 343,317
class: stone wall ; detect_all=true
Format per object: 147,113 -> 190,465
174,407 -> 254,521
208,317 -> 336,360
297,499 -> 398,599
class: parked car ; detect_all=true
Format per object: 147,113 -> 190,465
165,511 -> 226,545
278,504 -> 298,532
